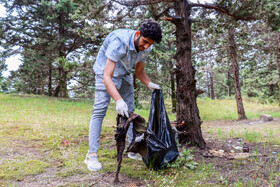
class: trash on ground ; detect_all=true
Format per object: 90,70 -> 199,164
203,149 -> 257,159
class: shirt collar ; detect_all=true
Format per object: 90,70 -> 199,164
129,31 -> 137,51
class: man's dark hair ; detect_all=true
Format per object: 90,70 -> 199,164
139,19 -> 162,43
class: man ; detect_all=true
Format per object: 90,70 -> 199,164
84,19 -> 162,171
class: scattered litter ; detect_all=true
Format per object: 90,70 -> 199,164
233,146 -> 243,150
273,145 -> 279,147
243,146 -> 249,153
205,149 -> 256,159
260,114 -> 273,122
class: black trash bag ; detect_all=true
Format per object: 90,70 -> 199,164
145,89 -> 179,170
115,90 -> 178,179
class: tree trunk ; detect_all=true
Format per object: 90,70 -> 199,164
277,32 -> 280,106
227,71 -> 232,97
210,71 -> 215,100
276,32 -> 280,80
133,73 -> 141,108
173,0 -> 206,148
169,59 -> 176,113
54,58 -> 69,98
60,66 -> 68,97
171,73 -> 176,113
228,28 -> 247,120
56,13 -> 69,98
48,60 -> 52,96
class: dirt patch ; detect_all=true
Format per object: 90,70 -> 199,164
13,169 -> 146,187
0,139 -> 42,165
193,136 -> 280,186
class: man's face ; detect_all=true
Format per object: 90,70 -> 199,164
135,34 -> 155,52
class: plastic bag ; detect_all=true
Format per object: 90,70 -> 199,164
117,90 -> 178,173
145,89 -> 179,170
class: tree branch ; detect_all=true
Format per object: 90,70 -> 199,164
213,80 -> 228,89
111,0 -> 173,7
190,3 -> 255,21
154,6 -> 173,20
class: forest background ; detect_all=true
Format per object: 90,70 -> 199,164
0,0 -> 280,136
1,0 -> 279,105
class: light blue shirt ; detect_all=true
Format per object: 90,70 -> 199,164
93,29 -> 153,89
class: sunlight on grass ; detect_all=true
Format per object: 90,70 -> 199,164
197,97 -> 280,121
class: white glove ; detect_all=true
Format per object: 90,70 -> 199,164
148,82 -> 161,91
116,99 -> 129,118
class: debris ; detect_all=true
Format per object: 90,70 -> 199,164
243,146 -> 249,153
260,114 -> 273,122
209,150 -> 224,157
114,113 -> 145,183
233,146 -> 243,150
206,149 -> 256,159
227,153 -> 252,159
202,152 -> 213,157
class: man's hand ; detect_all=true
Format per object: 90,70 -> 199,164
148,82 -> 161,91
116,99 -> 129,118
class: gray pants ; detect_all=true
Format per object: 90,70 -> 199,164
88,75 -> 134,154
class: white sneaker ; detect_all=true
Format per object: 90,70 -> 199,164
128,152 -> 142,160
84,154 -> 102,171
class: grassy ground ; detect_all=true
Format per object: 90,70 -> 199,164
0,93 -> 279,186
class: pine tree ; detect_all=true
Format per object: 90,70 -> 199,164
0,0 -> 106,97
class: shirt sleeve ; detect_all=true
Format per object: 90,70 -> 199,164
105,38 -> 127,63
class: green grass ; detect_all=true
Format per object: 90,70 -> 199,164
0,93 -> 279,186
197,97 -> 280,121
0,160 -> 50,181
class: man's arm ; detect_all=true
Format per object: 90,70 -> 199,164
135,62 -> 161,91
103,58 -> 122,101
135,62 -> 151,86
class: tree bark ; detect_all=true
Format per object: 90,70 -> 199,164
210,71 -> 215,100
173,0 -> 206,148
277,32 -> 280,80
171,73 -> 176,113
228,28 -> 247,120
48,60 -> 52,96
227,71 -> 232,97
133,73 -> 141,108
169,59 -> 176,113
277,32 -> 280,106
